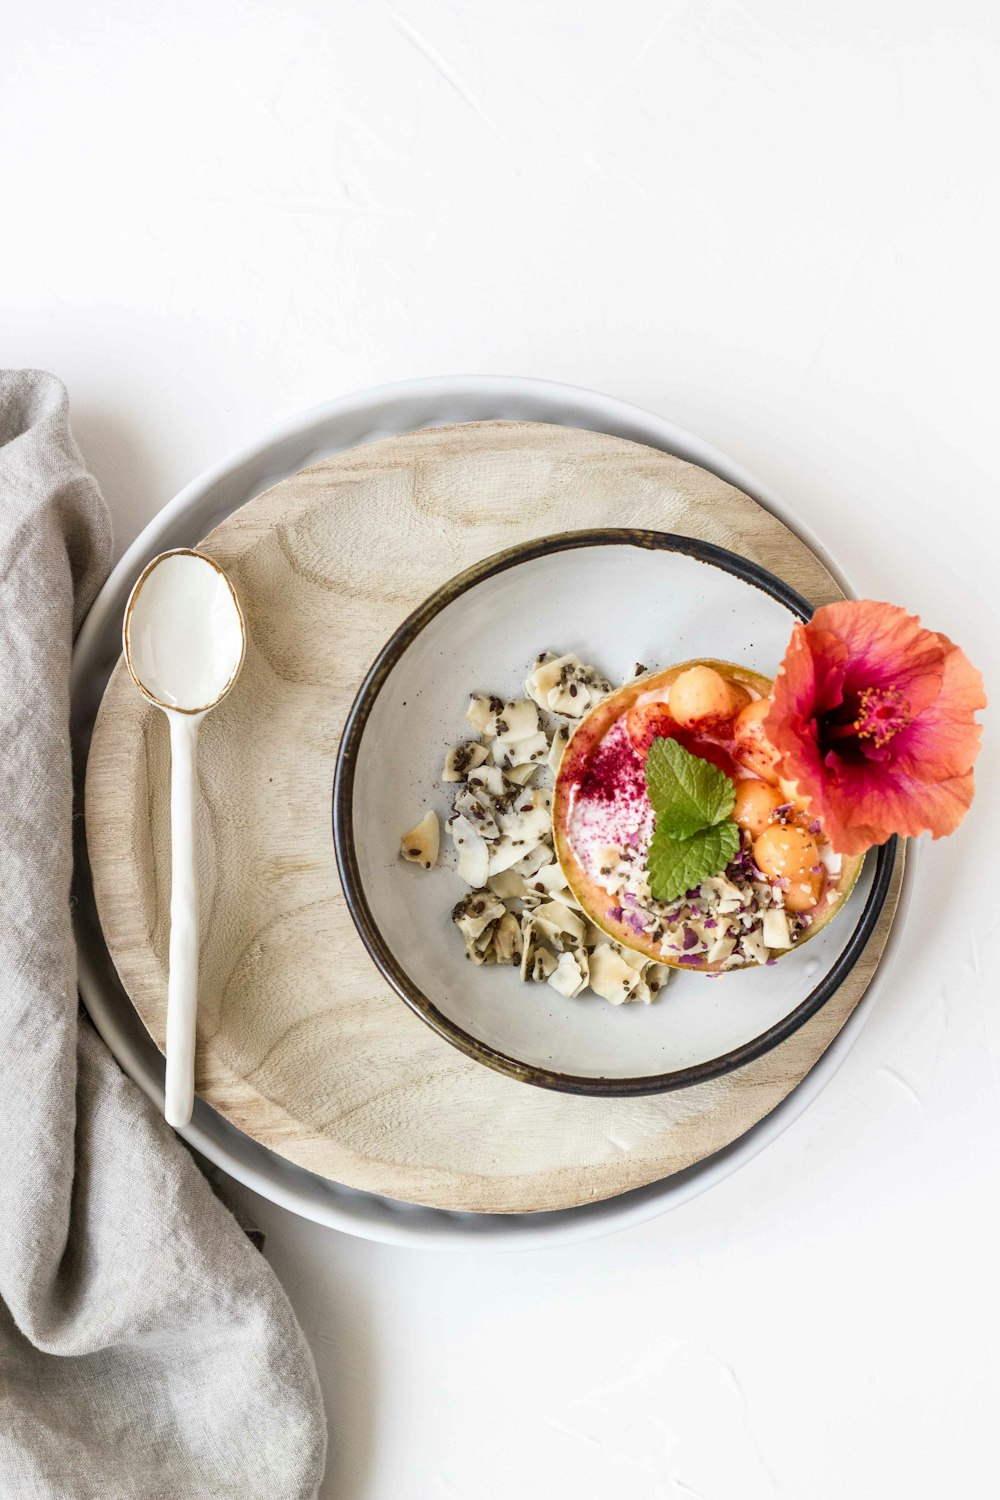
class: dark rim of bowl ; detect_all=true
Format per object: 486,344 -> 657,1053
332,528 -> 899,1096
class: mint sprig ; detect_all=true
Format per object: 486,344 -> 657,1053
647,821 -> 740,905
644,738 -> 740,903
645,737 -> 736,839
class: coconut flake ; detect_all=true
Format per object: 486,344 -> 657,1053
400,811 -> 440,870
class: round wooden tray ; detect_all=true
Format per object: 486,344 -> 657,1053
85,422 -> 904,1214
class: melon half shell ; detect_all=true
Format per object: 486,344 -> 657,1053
551,659 -> 865,973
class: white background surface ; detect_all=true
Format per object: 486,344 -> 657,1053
5,3 -> 999,1497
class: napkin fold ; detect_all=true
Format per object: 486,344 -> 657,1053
0,371 -> 326,1499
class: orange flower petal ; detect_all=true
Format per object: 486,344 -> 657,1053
814,765 -> 978,854
894,639 -> 986,781
810,601 -> 945,706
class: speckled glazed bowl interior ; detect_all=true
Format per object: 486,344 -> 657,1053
334,531 -> 896,1095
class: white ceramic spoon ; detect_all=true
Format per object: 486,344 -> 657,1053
122,549 -> 246,1129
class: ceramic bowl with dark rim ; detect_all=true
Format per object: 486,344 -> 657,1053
333,530 -> 897,1096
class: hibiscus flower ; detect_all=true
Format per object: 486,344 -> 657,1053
766,601 -> 986,855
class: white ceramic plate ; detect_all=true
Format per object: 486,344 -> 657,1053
71,376 -> 913,1248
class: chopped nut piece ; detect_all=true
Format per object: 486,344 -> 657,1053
606,940 -> 647,972
531,899 -> 586,950
452,891 -> 506,965
492,911 -> 524,966
548,949 -> 589,998
588,945 -> 643,1005
465,695 -> 494,735
467,764 -> 506,799
453,786 -> 500,842
400,811 -> 440,870
644,962 -> 673,996
497,789 -> 551,847
761,907 -> 793,950
443,741 -> 489,782
530,947 -> 558,982
524,653 -> 570,710
488,699 -> 539,743
531,860 -> 569,895
487,869 -> 528,901
491,730 -> 549,769
705,934 -> 737,966
511,845 -> 554,878
487,836 -> 533,877
741,928 -> 770,966
448,814 -> 490,887
519,922 -> 558,984
547,679 -> 589,716
504,763 -> 537,787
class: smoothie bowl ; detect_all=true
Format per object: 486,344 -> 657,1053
333,530 -> 900,1095
552,660 -> 865,976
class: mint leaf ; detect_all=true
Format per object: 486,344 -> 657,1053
647,820 -> 741,904
645,736 -> 736,841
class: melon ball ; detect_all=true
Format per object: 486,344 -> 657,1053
733,779 -> 784,838
669,666 -> 751,733
782,875 -> 824,913
753,823 -> 822,911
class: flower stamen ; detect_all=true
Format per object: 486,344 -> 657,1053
853,685 -> 911,748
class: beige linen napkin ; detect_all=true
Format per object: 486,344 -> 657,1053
0,371 -> 326,1499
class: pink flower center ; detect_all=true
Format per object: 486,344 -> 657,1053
820,682 -> 912,760
852,685 -> 911,749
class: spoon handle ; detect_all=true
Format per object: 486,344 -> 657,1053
164,711 -> 202,1129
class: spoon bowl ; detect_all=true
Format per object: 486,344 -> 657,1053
123,549 -> 245,1126
124,549 -> 245,713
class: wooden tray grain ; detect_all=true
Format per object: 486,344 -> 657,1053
85,422 -> 903,1213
